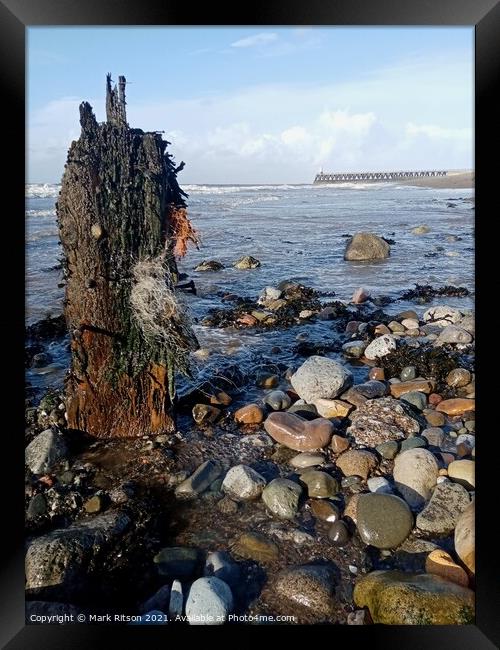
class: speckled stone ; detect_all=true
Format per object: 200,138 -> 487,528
262,478 -> 303,519
416,480 -> 470,535
231,532 -> 279,563
336,450 -> 378,480
400,436 -> 427,452
357,493 -> 413,548
400,366 -> 417,381
446,368 -> 472,388
271,565 -> 337,619
422,427 -> 445,448
376,440 -> 399,459
424,410 -> 446,427
347,397 -> 420,447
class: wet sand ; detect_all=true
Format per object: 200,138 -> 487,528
398,171 -> 474,189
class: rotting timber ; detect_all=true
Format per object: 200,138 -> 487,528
57,74 -> 198,438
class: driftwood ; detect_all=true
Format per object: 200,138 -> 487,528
57,74 -> 198,438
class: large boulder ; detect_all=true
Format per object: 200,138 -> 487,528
344,232 -> 390,261
291,356 -> 353,403
354,570 -> 474,624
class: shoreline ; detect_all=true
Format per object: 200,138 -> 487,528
396,171 -> 474,189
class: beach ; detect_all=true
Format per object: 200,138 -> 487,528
397,170 -> 474,189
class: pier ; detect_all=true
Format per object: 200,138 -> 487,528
314,170 -> 448,184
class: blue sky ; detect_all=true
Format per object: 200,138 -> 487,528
27,27 -> 474,183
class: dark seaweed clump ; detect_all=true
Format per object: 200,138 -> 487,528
399,284 -> 470,302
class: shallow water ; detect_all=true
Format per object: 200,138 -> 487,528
25,182 -> 474,397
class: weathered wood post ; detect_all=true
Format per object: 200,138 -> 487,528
57,74 -> 198,438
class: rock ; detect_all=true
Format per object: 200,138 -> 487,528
314,398 -> 352,418
289,452 -> 325,469
338,387 -> 367,409
231,532 -> 279,563
352,287 -> 370,303
369,367 -> 385,381
364,335 -> 397,360
258,286 -> 282,302
237,313 -> 258,327
154,547 -> 201,578
393,538 -> 440,572
264,412 -> 333,451
209,391 -> 232,406
262,478 -> 302,519
400,436 -> 427,452
421,427 -> 445,447
257,373 -> 279,388
27,493 -> 47,519
25,512 -> 131,594
265,523 -> 314,546
83,495 -> 102,514
425,549 -> 469,587
271,565 -> 337,619
400,366 -> 417,381
186,577 -> 233,625
344,494 -> 361,524
328,521 -> 351,546
347,397 -> 421,447
25,429 -> 69,475
423,305 -> 462,327
367,477 -> 392,494
345,380 -> 387,401
446,368 -> 472,388
217,496 -> 239,515
411,224 -> 430,234
310,500 -> 340,522
204,551 -> 240,588
455,501 -> 475,574
291,356 -> 353,402
341,340 -> 367,358
221,465 -> 267,501
287,402 -> 318,419
195,260 -> 224,272
357,493 -> 413,548
416,481 -> 470,535
376,440 -> 399,459
344,232 -> 390,261
300,470 -> 339,498
400,391 -> 427,411
234,404 -> 265,424
263,390 -> 292,411
354,570 -> 474,624
299,309 -> 315,319
425,410 -> 446,427
336,450 -> 378,480
175,460 -> 222,498
388,320 -> 405,333
436,398 -> 475,416
139,584 -> 171,615
330,434 -> 350,454
374,323 -> 391,335
233,255 -> 260,269
393,448 -> 439,509
436,325 -> 473,345
192,404 -> 221,425
169,580 -> 183,618
390,379 -> 433,398
347,610 -> 366,625
448,460 -> 475,489
267,299 -> 287,311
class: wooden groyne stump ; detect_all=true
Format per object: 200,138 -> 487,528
57,74 -> 198,438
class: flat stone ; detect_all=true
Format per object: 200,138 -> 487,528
154,547 -> 202,578
221,465 -> 267,501
401,318 -> 419,329
388,320 -> 405,333
342,341 -> 367,358
291,355 -> 353,402
448,460 -> 475,489
367,476 -> 392,494
400,391 -> 427,411
186,577 -> 233,625
421,427 -> 445,447
234,404 -> 265,424
25,429 -> 69,475
289,452 -> 325,469
330,434 -> 350,454
271,565 -> 337,620
345,380 -> 387,400
394,448 -> 439,509
357,493 -> 413,548
425,549 -> 469,587
454,501 -> 475,575
376,440 -> 399,459
436,325 -> 473,345
175,460 -> 222,498
338,387 -> 367,409
309,500 -> 340,522
354,570 -> 474,624
364,335 -> 397,360
314,398 -> 352,418
262,478 -> 303,519
336,450 -> 378,480
436,398 -> 475,416
27,493 -> 47,519
400,436 -> 427,452
347,397 -> 421,447
231,532 -> 279,563
263,390 -> 292,411
416,481 -> 470,535
344,232 -> 390,261
425,410 -> 446,427
446,368 -> 472,388
390,379 -> 433,398
299,470 -> 339,498
264,412 -> 333,451
192,404 -> 221,425
423,305 -> 463,327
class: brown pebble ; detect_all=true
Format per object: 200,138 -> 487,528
258,374 -> 279,388
369,367 -> 385,381
217,496 -> 239,514
84,495 -> 102,513
210,391 -> 232,406
264,412 -> 334,451
237,314 -> 258,327
374,324 -> 391,335
328,520 -> 350,546
436,398 -> 475,416
234,404 -> 265,425
310,499 -> 340,522
390,379 -> 433,398
343,494 -> 361,524
331,434 -> 350,454
429,393 -> 443,406
425,549 -> 469,587
424,410 -> 446,427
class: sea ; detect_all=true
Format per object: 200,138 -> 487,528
26,182 -> 475,398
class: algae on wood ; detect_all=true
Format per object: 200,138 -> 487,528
57,74 -> 198,438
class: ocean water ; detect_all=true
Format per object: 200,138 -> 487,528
26,182 -> 474,395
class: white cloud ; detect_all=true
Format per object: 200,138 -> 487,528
405,122 -> 471,141
231,32 -> 278,48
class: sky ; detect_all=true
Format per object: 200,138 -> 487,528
27,27 -> 474,184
